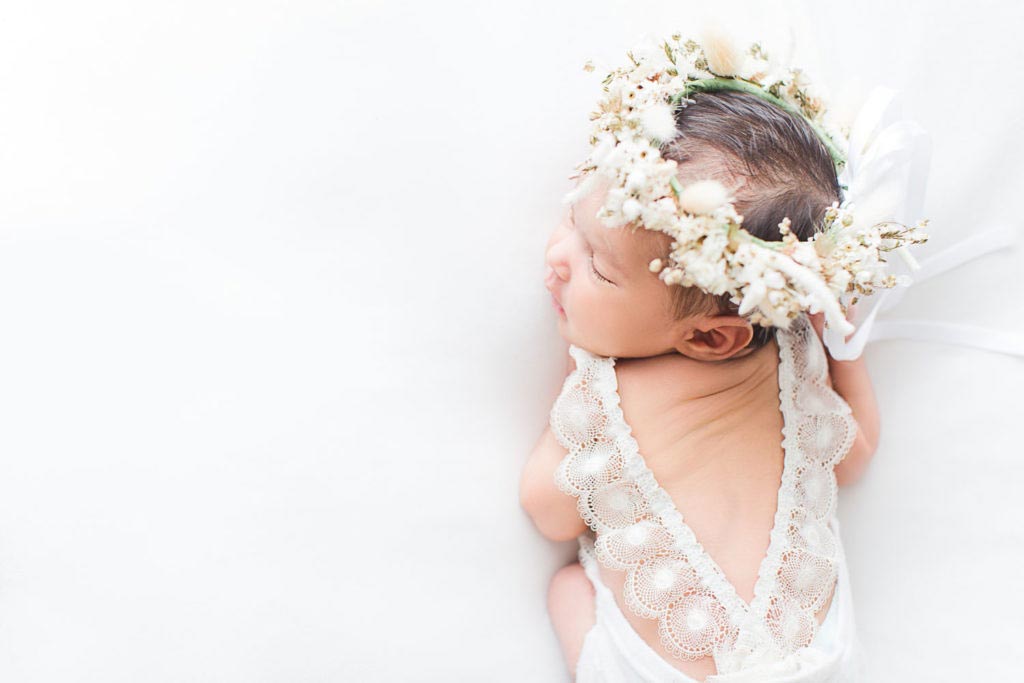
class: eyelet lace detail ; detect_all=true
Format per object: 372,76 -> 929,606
550,314 -> 857,674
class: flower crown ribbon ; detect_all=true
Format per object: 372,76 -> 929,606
564,31 -> 930,340
822,87 -> 931,359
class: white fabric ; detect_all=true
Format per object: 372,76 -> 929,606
550,313 -> 863,679
824,87 -> 932,361
824,220 -> 1024,359
836,222 -> 1024,358
824,89 -> 1024,361
1,3 -> 1023,682
576,517 -> 865,683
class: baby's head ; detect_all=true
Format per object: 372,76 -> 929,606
544,90 -> 841,360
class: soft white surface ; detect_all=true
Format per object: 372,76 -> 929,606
0,1 -> 1021,681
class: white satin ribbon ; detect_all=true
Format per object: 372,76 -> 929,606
822,89 -> 1024,360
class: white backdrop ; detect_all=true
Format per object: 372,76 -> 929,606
0,1 -> 1022,681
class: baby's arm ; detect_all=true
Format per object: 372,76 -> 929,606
519,350 -> 589,542
826,354 -> 880,486
808,310 -> 881,487
519,425 -> 588,541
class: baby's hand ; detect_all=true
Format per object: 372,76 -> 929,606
807,304 -> 858,354
805,303 -> 880,487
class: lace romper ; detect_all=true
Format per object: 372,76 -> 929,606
549,313 -> 867,682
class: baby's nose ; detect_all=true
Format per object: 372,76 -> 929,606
546,259 -> 570,285
545,231 -> 571,278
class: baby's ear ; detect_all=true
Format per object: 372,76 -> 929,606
678,314 -> 754,361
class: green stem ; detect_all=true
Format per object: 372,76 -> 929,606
669,176 -> 684,197
728,222 -> 777,249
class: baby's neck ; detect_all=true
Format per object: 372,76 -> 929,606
626,338 -> 779,402
618,338 -> 782,454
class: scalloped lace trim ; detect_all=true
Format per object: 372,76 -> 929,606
549,314 -> 857,674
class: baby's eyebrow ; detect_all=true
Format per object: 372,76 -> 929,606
572,203 -> 627,276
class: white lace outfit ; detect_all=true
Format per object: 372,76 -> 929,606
549,313 -> 867,682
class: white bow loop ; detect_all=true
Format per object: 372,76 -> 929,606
823,87 -> 931,360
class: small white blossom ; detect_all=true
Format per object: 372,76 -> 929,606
622,198 -> 642,221
738,279 -> 767,315
625,170 -> 648,192
764,271 -> 785,289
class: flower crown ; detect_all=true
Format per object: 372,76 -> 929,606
563,31 -> 930,337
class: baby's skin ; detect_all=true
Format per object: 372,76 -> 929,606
519,180 -> 880,680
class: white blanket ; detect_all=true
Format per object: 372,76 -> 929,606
0,1 -> 1020,681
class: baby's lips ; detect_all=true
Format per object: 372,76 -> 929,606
544,266 -> 561,290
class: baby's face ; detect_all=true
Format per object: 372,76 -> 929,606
544,179 -> 686,358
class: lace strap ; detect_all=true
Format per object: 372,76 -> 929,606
550,344 -> 748,661
726,314 -> 857,672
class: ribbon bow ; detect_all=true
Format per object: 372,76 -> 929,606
821,87 -> 931,361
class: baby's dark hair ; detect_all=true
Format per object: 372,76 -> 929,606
655,90 -> 842,351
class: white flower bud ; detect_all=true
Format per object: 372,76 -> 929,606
678,180 -> 731,215
649,258 -> 663,273
764,271 -> 785,289
622,198 -> 642,221
625,170 -> 648,192
738,280 -> 767,316
590,134 -> 616,166
640,102 -> 679,142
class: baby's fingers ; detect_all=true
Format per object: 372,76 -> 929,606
808,304 -> 860,355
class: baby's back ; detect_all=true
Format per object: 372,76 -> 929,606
597,339 -> 837,680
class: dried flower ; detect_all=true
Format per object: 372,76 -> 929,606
565,32 -> 929,334
640,102 -> 680,142
678,180 -> 731,214
700,28 -> 743,78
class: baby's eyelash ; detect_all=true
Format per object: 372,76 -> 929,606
590,256 -> 612,283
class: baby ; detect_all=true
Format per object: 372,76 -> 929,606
520,88 -> 881,681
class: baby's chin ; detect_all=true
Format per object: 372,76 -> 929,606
555,322 -> 605,356
554,317 -> 579,346
554,314 -> 615,356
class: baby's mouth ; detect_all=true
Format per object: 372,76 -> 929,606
549,292 -> 566,317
